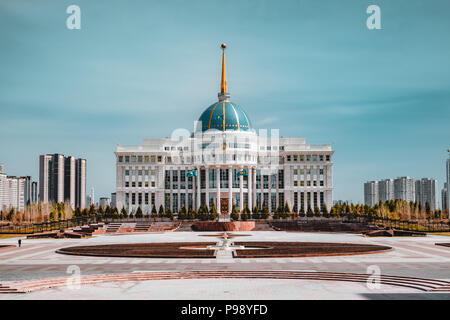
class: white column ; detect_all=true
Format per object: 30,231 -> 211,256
252,167 -> 256,209
239,166 -> 244,212
217,167 -> 221,214
177,167 -> 180,213
228,166 -> 232,213
248,167 -> 252,210
196,167 -> 200,210
205,166 -> 210,208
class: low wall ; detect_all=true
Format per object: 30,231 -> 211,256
191,221 -> 256,231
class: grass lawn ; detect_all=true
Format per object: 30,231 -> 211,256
430,232 -> 450,237
0,234 -> 24,239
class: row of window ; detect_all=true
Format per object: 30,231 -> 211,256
118,153 -> 331,165
125,190 -> 327,213
126,192 -> 155,206
118,155 -> 162,163
122,179 -> 325,189
124,181 -> 156,188
293,168 -> 325,175
286,155 -> 331,162
125,169 -> 156,176
294,180 -> 325,187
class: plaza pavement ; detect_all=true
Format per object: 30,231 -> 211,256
1,231 -> 450,299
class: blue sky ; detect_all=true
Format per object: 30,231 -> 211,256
0,0 -> 449,204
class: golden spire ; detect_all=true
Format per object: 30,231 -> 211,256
221,43 -> 227,94
218,43 -> 230,101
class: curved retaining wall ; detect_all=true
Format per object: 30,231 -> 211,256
191,221 -> 256,231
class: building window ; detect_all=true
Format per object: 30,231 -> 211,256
200,170 -> 206,189
181,193 -> 186,209
125,156 -> 130,163
313,192 -> 318,209
151,156 -> 156,163
271,192 -> 276,213
319,169 -> 324,175
119,156 -> 123,162
300,181 -> 304,187
132,193 -> 136,205
173,194 -> 178,213
125,170 -> 130,176
306,155 -> 311,161
278,170 -> 284,189
138,156 -> 143,162
232,169 -> 240,188
279,193 -> 284,208
300,192 -> 304,210
125,182 -> 129,188
165,193 -> 170,210
152,181 -> 155,187
209,169 -> 216,188
326,155 -> 330,161
300,155 -> 304,161
145,193 -> 149,205
209,193 -> 214,209
165,171 -> 170,189
319,155 -> 324,161
320,192 -> 324,210
263,175 -> 269,189
157,156 -> 162,162
320,180 -> 324,186
172,170 -> 178,189
313,155 -> 317,161
138,182 -> 142,187
144,156 -> 149,163
256,170 -> 261,189
263,193 -> 269,208
131,156 -> 136,162
132,182 -> 136,187
220,169 -> 229,188
201,193 -> 206,206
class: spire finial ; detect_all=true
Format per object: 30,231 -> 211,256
218,43 -> 230,101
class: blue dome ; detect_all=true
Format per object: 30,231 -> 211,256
198,101 -> 252,132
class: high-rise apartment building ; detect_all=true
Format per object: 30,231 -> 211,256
39,154 -> 86,209
0,165 -> 37,211
378,179 -> 394,202
393,177 -> 415,203
442,183 -> 448,211
415,178 -> 438,210
446,152 -> 450,212
364,181 -> 379,207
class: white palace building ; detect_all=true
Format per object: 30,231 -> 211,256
115,44 -> 334,217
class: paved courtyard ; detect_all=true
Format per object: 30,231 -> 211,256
1,231 -> 450,299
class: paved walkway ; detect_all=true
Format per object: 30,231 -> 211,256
1,231 -> 450,299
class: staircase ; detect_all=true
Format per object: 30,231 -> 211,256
106,223 -> 122,233
134,222 -> 152,232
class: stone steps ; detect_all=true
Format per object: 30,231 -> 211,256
2,270 -> 449,294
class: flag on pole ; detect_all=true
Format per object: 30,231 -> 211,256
237,169 -> 248,176
186,170 -> 198,177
